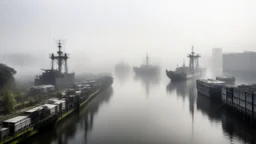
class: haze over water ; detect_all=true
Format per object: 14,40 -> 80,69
25,70 -> 256,144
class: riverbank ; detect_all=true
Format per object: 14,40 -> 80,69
0,76 -> 113,144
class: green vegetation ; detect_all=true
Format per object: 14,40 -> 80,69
1,89 -> 16,113
0,63 -> 63,114
0,64 -> 17,113
0,63 -> 16,91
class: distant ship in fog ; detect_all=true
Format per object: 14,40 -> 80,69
166,47 -> 206,81
115,61 -> 130,73
133,53 -> 160,76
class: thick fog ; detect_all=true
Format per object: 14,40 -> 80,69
0,0 -> 256,80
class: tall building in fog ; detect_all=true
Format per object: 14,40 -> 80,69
223,51 -> 256,74
212,48 -> 223,69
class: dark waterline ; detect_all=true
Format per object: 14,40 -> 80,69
26,70 -> 256,144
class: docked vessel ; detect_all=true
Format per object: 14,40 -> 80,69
166,47 -> 206,81
34,40 -> 75,90
133,53 -> 160,76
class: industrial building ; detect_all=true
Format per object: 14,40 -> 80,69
223,51 -> 256,74
29,85 -> 55,95
212,48 -> 223,69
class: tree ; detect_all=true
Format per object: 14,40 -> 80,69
0,63 -> 17,91
2,89 -> 16,113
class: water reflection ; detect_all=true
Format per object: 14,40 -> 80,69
25,87 -> 113,144
166,79 -> 196,105
196,93 -> 222,122
167,78 -> 256,144
196,89 -> 256,143
22,71 -> 256,144
114,69 -> 130,84
134,74 -> 160,96
221,109 -> 256,144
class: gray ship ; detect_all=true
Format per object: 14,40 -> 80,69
35,40 -> 75,89
166,47 -> 206,81
133,53 -> 160,76
115,61 -> 130,73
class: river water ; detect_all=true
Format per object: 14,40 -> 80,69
26,70 -> 256,144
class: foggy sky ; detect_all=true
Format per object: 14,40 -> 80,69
0,0 -> 256,77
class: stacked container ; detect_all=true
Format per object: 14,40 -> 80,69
0,127 -> 9,139
42,104 -> 57,115
2,116 -> 31,135
47,98 -> 66,113
25,106 -> 43,124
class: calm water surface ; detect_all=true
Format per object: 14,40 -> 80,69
26,70 -> 256,144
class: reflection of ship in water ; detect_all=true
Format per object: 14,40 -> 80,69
115,64 -> 131,84
24,87 -> 113,144
166,79 -> 196,102
134,74 -> 160,96
166,81 -> 187,99
166,79 -> 197,140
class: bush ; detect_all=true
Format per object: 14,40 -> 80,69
2,90 -> 16,113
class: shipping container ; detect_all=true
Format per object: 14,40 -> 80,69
239,90 -> 245,101
234,88 -> 239,98
233,98 -> 239,105
25,106 -> 43,124
221,87 -> 227,103
246,92 -> 253,103
0,127 -> 9,139
14,122 -> 21,132
227,97 -> 232,106
239,100 -> 246,112
3,116 -> 31,134
47,98 -> 66,112
246,103 -> 253,115
42,104 -> 57,115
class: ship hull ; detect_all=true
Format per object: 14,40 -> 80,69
166,69 -> 206,81
133,67 -> 159,76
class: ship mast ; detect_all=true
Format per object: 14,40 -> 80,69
188,46 -> 201,71
50,40 -> 69,74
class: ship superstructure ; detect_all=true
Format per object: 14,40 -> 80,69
133,53 -> 160,76
166,46 -> 206,81
35,40 -> 75,89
